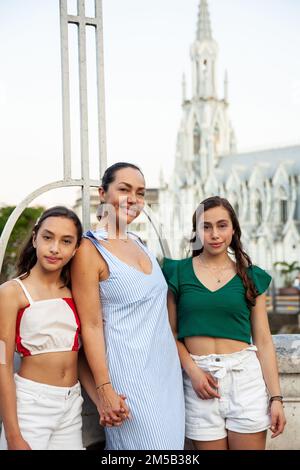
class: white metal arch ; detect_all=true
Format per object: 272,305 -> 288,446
0,0 -> 107,272
0,179 -> 100,273
0,0 -> 170,275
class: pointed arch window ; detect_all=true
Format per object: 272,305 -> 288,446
196,59 -> 200,96
193,122 -> 201,155
214,123 -> 220,155
278,187 -> 288,224
256,199 -> 263,224
280,200 -> 288,224
229,192 -> 239,217
234,202 -> 239,217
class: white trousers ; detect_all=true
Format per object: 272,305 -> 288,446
0,374 -> 84,450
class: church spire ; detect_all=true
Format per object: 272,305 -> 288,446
197,0 -> 212,42
191,0 -> 217,99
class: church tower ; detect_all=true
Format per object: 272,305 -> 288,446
159,0 -> 300,268
191,0 -> 217,99
174,0 -> 236,183
159,0 -> 238,257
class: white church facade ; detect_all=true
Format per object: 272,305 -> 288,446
159,0 -> 300,276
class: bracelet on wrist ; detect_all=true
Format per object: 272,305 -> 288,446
269,395 -> 283,403
96,381 -> 111,391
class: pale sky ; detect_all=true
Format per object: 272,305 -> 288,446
0,0 -> 299,209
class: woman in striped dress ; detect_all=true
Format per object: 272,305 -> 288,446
71,163 -> 185,450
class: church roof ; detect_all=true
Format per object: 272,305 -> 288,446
218,145 -> 300,181
197,0 -> 212,41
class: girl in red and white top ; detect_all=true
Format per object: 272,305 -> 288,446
0,206 -> 84,450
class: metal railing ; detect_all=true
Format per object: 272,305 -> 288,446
0,0 -> 107,272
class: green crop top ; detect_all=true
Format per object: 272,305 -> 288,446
162,257 -> 272,344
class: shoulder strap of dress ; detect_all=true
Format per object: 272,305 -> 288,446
13,278 -> 34,305
127,231 -> 145,246
83,230 -> 116,263
85,229 -> 108,243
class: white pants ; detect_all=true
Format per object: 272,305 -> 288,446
0,374 -> 84,450
184,346 -> 271,441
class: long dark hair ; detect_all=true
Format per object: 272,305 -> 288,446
16,206 -> 82,288
190,196 -> 257,306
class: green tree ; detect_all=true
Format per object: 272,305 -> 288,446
273,261 -> 300,288
0,206 -> 44,283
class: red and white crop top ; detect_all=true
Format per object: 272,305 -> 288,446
14,278 -> 81,357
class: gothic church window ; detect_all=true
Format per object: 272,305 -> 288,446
278,187 -> 288,224
196,60 -> 200,95
214,123 -> 220,155
256,199 -> 263,224
193,122 -> 201,155
280,199 -> 288,224
229,193 -> 239,217
234,202 -> 239,217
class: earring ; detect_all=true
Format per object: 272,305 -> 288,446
96,203 -> 104,221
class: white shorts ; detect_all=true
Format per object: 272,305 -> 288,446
184,346 -> 271,441
0,374 -> 84,450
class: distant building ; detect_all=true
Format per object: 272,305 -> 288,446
74,189 -> 100,230
159,0 -> 300,276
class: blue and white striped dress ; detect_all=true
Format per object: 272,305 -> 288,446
84,229 -> 185,450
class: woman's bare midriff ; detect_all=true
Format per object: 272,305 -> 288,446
184,336 -> 250,356
18,351 -> 78,387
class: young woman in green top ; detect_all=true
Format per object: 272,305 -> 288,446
163,196 -> 286,450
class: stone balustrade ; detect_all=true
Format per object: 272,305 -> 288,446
266,335 -> 300,450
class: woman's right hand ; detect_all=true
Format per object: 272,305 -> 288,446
7,434 -> 32,450
190,368 -> 220,400
97,385 -> 130,427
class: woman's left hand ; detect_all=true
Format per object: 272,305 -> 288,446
97,388 -> 130,427
269,401 -> 286,438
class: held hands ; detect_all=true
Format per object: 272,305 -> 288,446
97,384 -> 131,427
190,368 -> 221,400
269,401 -> 286,438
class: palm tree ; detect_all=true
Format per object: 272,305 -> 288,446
273,261 -> 300,288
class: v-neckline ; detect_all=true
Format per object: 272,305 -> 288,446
92,230 -> 154,277
190,257 -> 238,293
